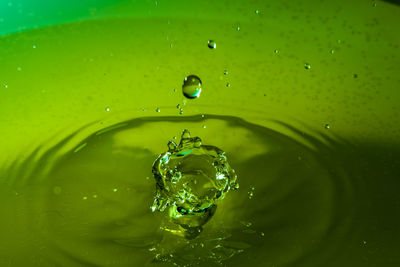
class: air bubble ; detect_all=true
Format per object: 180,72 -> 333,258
182,75 -> 202,99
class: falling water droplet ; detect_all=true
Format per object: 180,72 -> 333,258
105,107 -> 110,112
182,75 -> 202,99
255,10 -> 259,14
260,232 -> 265,237
4,84 -> 8,88
226,83 -> 230,87
274,49 -> 279,54
156,108 -> 161,113
325,124 -> 331,129
202,125 -> 206,129
224,70 -> 228,75
113,188 -> 118,192
207,40 -> 216,49
304,63 -> 311,70
330,49 -> 335,54
236,26 -> 241,31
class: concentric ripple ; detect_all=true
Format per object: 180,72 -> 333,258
0,115 -> 370,266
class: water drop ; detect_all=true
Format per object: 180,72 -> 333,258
105,107 -> 110,112
248,187 -> 255,199
182,75 -> 202,99
4,84 -> 8,88
330,49 -> 335,54
373,2 -> 377,7
226,83 -> 230,87
32,45 -> 36,49
274,49 -> 279,54
201,114 -> 205,118
113,188 -> 118,192
179,109 -> 183,115
173,88 -> 177,92
207,40 -> 216,49
156,108 -> 161,113
337,39 -> 342,44
255,10 -> 259,14
202,125 -> 206,129
17,67 -> 22,71
260,232 -> 265,237
224,70 -> 228,75
236,26 -> 241,31
93,194 -> 98,198
82,196 -> 88,200
304,63 -> 311,70
325,124 -> 331,129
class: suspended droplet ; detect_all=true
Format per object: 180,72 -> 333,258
330,49 -> 335,54
156,108 -> 161,112
226,83 -> 230,87
248,187 -> 255,199
325,124 -> 330,129
113,188 -> 118,192
274,49 -> 279,54
236,26 -> 241,31
202,125 -> 206,129
105,107 -> 110,112
207,40 -> 216,49
182,75 -> 202,99
304,63 -> 311,70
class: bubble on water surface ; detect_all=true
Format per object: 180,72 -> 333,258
182,75 -> 202,99
152,129 -> 238,238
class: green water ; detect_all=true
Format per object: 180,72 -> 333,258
0,0 -> 400,266
0,115 -> 399,266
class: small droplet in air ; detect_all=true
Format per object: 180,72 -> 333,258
105,107 -> 110,112
304,63 -> 311,70
236,26 -> 241,31
224,70 -> 228,75
179,108 -> 183,115
330,49 -> 335,54
182,75 -> 202,99
260,232 -> 265,237
202,125 -> 207,129
156,108 -> 161,113
325,124 -> 331,129
207,40 -> 216,49
255,10 -> 259,14
226,83 -> 230,87
248,187 -> 255,199
113,188 -> 118,192
274,49 -> 279,54
4,84 -> 8,88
